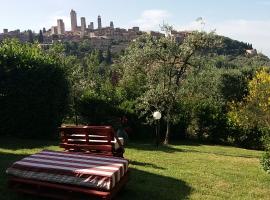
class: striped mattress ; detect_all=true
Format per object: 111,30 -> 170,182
6,150 -> 129,191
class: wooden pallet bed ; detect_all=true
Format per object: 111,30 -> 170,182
6,126 -> 129,200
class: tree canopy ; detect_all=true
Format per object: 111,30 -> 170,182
119,30 -> 222,144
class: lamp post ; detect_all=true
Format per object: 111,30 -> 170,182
153,111 -> 162,148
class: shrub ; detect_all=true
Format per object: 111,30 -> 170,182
0,39 -> 69,138
219,70 -> 249,102
77,91 -> 119,125
261,151 -> 270,173
195,102 -> 228,143
227,68 -> 270,148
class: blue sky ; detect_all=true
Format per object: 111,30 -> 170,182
1,0 -> 270,56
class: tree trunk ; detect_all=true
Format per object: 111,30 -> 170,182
164,119 -> 170,145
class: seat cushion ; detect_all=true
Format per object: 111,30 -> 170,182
6,150 -> 128,191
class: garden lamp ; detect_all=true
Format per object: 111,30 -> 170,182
153,111 -> 162,147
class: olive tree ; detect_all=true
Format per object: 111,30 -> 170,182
119,28 -> 221,144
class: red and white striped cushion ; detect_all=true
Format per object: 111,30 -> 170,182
6,150 -> 128,191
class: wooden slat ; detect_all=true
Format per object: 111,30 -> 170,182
87,141 -> 111,145
88,135 -> 110,141
89,130 -> 112,137
60,143 -> 113,152
65,135 -> 87,139
59,126 -> 119,156
66,141 -> 87,145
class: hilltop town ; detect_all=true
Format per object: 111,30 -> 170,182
0,9 -> 188,53
0,9 -> 258,56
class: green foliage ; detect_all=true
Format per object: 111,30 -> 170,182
211,54 -> 270,69
228,69 -> 270,130
105,48 -> 112,65
219,69 -> 250,102
62,39 -> 93,57
0,39 -> 69,138
119,30 -> 222,144
215,36 -> 252,56
78,91 -> 118,124
261,151 -> 270,173
227,68 -> 270,149
179,66 -> 228,142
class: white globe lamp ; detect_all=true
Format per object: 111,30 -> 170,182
153,111 -> 162,120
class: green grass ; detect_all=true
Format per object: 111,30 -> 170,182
1,138 -> 270,200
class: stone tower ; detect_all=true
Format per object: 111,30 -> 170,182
57,19 -> 65,35
70,9 -> 77,32
98,15 -> 102,29
88,22 -> 94,30
110,21 -> 114,29
81,17 -> 86,33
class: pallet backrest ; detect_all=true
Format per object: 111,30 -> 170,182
59,126 -> 115,154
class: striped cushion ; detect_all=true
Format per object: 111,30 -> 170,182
6,150 -> 128,191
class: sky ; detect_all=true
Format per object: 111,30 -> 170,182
0,0 -> 270,56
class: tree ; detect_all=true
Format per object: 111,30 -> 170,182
227,68 -> 270,148
228,68 -> 270,130
119,28 -> 221,144
38,30 -> 44,43
28,30 -> 34,43
0,39 -> 69,138
219,70 -> 249,102
105,47 -> 112,64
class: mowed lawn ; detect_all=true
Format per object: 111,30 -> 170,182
0,138 -> 270,200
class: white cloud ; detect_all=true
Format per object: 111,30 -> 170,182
177,19 -> 270,57
132,9 -> 171,31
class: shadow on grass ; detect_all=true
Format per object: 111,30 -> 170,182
118,168 -> 192,200
0,137 -> 58,150
129,160 -> 166,170
0,153 -> 31,200
127,141 -> 260,159
126,139 -> 205,154
126,142 -> 185,153
180,148 -> 261,159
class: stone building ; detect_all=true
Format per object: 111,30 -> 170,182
98,15 -> 102,29
147,31 -> 165,39
110,21 -> 114,29
70,9 -> 78,32
88,22 -> 94,30
0,29 -> 31,43
51,26 -> 58,35
170,30 -> 190,43
81,17 -> 86,37
57,19 -> 65,35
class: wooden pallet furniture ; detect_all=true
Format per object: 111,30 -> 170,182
8,170 -> 129,200
59,126 -> 125,157
6,126 -> 129,200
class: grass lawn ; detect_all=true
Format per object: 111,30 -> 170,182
0,138 -> 270,200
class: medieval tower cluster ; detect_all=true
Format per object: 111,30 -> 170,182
0,9 -> 188,52
47,9 -> 142,42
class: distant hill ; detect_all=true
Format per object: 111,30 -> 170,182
216,35 -> 253,56
201,34 -> 270,68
